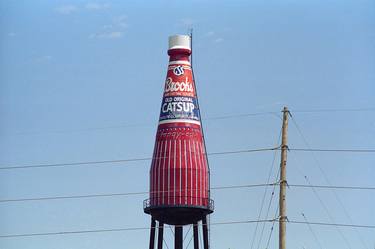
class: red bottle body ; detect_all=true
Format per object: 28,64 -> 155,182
150,48 -> 209,207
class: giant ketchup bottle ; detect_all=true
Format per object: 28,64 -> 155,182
144,35 -> 213,225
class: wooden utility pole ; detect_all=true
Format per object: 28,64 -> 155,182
279,107 -> 289,249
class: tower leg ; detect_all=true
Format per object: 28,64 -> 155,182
157,222 -> 164,249
175,225 -> 183,249
193,222 -> 199,249
202,216 -> 209,249
149,218 -> 156,249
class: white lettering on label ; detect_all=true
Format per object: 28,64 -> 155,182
164,77 -> 193,93
162,102 -> 195,113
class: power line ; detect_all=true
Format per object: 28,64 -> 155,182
1,219 -> 374,239
212,183 -> 276,190
0,220 -> 274,239
185,233 -> 194,249
163,236 -> 170,249
250,129 -> 281,249
2,146 -> 374,171
7,111 -> 279,137
7,106 -> 375,137
296,168 -> 352,249
164,228 -> 171,249
288,221 -> 375,229
0,157 -> 150,170
292,108 -> 375,113
205,112 -> 280,121
290,112 -> 369,249
257,167 -> 280,249
183,224 -> 192,242
1,183 -> 374,203
0,191 -> 148,203
289,184 -> 375,190
256,129 -> 281,249
0,183 -> 275,203
301,213 -> 324,249
290,148 -> 375,153
207,147 -> 279,156
265,205 -> 279,249
7,107 -> 375,137
0,147 -> 279,170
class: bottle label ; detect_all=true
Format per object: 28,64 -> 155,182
159,63 -> 200,124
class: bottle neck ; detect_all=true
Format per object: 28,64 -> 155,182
168,48 -> 191,63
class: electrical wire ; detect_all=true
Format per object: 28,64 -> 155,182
1,146 -> 374,171
0,184 -> 274,203
295,163 -> 353,249
183,224 -> 192,242
290,112 -> 369,249
0,147 -> 279,170
168,224 -> 174,236
301,213 -> 324,249
6,110 -> 280,137
204,112 -> 280,121
289,184 -> 375,190
163,237 -> 170,249
0,220 -> 274,239
251,129 -> 281,249
291,145 -> 354,248
185,233 -> 194,249
288,221 -> 375,229
265,205 -> 279,249
0,184 -> 273,203
250,130 -> 281,249
292,107 -> 375,113
3,145 -> 374,172
1,183 -> 374,203
7,107 -> 374,137
1,219 -> 374,239
0,191 -> 148,203
256,167 -> 280,249
290,148 -> 375,153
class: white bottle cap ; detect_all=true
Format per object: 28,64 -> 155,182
168,35 -> 191,50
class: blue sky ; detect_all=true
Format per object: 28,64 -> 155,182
0,0 -> 374,248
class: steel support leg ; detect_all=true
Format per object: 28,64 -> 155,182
175,225 -> 183,249
157,222 -> 164,249
193,222 -> 199,249
202,217 -> 209,249
149,218 -> 156,249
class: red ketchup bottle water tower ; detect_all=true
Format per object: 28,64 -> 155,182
144,35 -> 214,249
